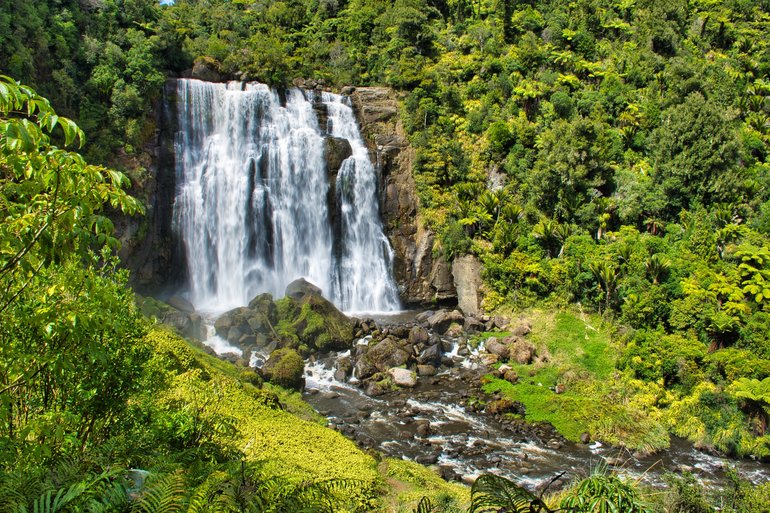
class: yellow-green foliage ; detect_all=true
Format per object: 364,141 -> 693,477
145,327 -> 381,497
483,309 -> 669,452
380,458 -> 469,511
664,381 -> 770,457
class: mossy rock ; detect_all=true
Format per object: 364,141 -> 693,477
262,348 -> 305,390
274,294 -> 355,355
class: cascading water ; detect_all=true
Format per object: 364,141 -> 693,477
322,91 -> 399,313
172,79 -> 400,313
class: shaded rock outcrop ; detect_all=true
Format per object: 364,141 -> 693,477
349,87 -> 456,304
135,294 -> 206,342
117,79 -> 179,295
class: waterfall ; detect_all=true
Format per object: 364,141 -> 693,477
172,79 -> 400,313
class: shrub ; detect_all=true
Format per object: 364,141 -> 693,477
560,474 -> 653,513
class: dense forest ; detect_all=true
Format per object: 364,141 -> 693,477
2,0 -> 770,510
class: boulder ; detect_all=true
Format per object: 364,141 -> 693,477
285,278 -> 323,299
261,348 -> 305,390
452,255 -> 483,317
417,364 -> 437,376
511,322 -> 532,337
485,337 -> 510,359
415,419 -> 431,436
580,432 -> 591,444
388,367 -> 417,387
365,377 -> 392,396
408,326 -> 429,346
486,399 -> 518,415
479,353 -> 499,366
354,357 -> 377,381
445,323 -> 464,338
463,316 -> 484,333
276,292 -> 355,353
167,295 -> 195,313
365,337 -> 410,372
415,310 -> 434,324
427,309 -> 465,334
417,344 -> 441,366
492,316 -> 509,330
503,370 -> 519,384
507,337 -> 536,365
191,57 -> 222,82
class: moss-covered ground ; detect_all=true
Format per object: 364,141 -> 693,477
481,309 -> 669,453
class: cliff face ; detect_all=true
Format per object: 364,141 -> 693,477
349,87 -> 456,305
118,79 -> 180,296
121,81 -> 456,305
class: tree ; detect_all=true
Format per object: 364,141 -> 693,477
730,377 -> 770,435
527,117 -> 620,226
0,75 -> 142,300
0,76 -> 145,461
649,92 -> 743,218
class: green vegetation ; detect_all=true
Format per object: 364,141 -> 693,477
482,310 -> 668,452
3,0 -> 770,509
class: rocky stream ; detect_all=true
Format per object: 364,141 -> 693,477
152,283 -> 770,494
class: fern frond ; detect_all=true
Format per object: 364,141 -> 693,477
413,496 -> 437,513
469,474 -> 542,513
130,471 -> 187,513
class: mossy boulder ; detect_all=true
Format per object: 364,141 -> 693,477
214,294 -> 281,349
354,336 -> 411,380
262,348 -> 305,390
274,293 -> 355,355
212,288 -> 355,357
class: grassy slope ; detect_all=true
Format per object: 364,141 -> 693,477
482,309 -> 669,453
146,326 -> 469,511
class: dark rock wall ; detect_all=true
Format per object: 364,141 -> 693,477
349,87 -> 456,305
119,79 -> 180,296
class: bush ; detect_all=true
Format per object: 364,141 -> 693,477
560,473 -> 653,513
621,330 -> 707,388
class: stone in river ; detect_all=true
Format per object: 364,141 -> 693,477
389,367 -> 417,387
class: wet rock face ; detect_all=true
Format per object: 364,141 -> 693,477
324,136 -> 352,176
349,87 -> 456,305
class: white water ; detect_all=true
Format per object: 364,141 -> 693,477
172,79 -> 400,313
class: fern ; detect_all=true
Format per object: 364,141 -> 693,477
7,469 -> 127,513
413,496 -> 438,513
469,474 -> 554,513
130,471 -> 187,513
